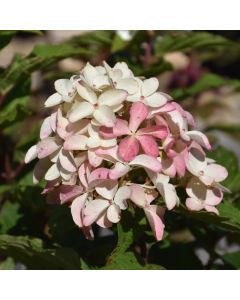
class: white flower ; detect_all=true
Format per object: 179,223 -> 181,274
68,84 -> 128,127
44,77 -> 77,107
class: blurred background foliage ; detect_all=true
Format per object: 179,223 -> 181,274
0,30 -> 240,270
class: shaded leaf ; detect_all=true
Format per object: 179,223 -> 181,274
0,235 -> 81,270
155,32 -> 233,57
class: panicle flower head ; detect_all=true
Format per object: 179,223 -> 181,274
25,61 -> 228,241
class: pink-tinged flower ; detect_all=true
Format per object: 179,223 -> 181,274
146,170 -> 179,210
84,181 -> 132,227
186,144 -> 228,186
68,85 -> 127,127
186,177 -> 223,215
162,137 -> 188,178
96,146 -> 162,178
44,78 -> 77,107
100,102 -> 167,162
130,184 -> 165,241
127,78 -> 168,108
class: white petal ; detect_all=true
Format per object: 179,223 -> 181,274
107,204 -> 121,223
40,117 -> 52,139
114,186 -> 131,209
59,149 -> 76,172
142,78 -> 159,97
116,78 -> 139,95
33,158 -> 51,184
93,105 -> 116,127
45,163 -> 60,181
98,89 -> 127,107
129,154 -> 162,172
186,131 -> 211,150
44,93 -> 62,107
86,137 -> 101,148
92,75 -> 109,89
55,79 -> 72,96
95,180 -> 118,200
145,92 -> 168,108
64,135 -> 88,150
76,83 -> 97,104
69,102 -> 94,123
109,162 -> 130,180
25,145 -> 37,163
71,193 -> 88,228
88,150 -> 103,167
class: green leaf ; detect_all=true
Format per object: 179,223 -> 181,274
0,33 -> 106,94
111,34 -> 129,52
0,257 -> 15,270
0,202 -> 22,234
171,73 -> 240,100
0,96 -> 30,130
222,252 -> 240,269
0,235 -> 81,270
0,30 -> 17,50
179,200 -> 240,232
155,32 -> 233,57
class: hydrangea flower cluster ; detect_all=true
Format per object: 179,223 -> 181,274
25,62 -> 228,240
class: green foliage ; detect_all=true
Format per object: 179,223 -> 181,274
172,73 -> 240,100
0,235 -> 81,269
154,32 -> 233,56
223,252 -> 240,269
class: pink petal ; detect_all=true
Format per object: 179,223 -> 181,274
99,118 -> 130,138
186,197 -> 204,211
37,137 -> 61,159
118,136 -> 139,162
206,164 -> 228,183
109,162 -> 130,180
129,154 -> 162,172
144,205 -> 165,241
205,187 -> 223,206
71,193 -> 88,228
84,199 -> 109,226
88,168 -> 109,186
136,135 -> 159,158
129,102 -> 149,132
204,205 -> 219,215
137,125 -> 167,140
60,185 -> 83,204
129,184 -> 146,207
173,155 -> 186,177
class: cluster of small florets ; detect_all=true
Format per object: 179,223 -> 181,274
25,61 -> 228,240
